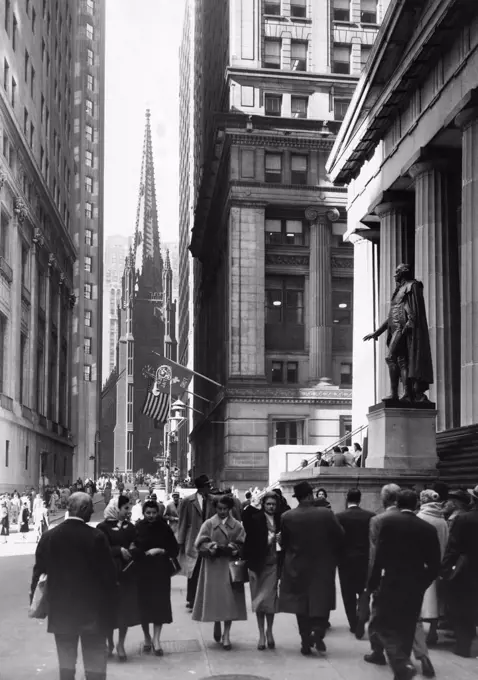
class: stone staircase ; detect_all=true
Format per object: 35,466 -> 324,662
437,424 -> 478,487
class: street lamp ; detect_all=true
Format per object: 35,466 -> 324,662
165,400 -> 186,494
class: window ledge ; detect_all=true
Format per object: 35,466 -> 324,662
333,20 -> 357,27
264,14 -> 287,20
290,17 -> 312,23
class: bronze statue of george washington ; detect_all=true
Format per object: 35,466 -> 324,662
364,263 -> 434,403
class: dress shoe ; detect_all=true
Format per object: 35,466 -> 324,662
300,645 -> 312,656
421,657 -> 435,678
221,636 -> 231,651
315,638 -> 326,654
266,634 -> 275,649
355,619 -> 366,640
394,664 -> 417,680
364,651 -> 387,665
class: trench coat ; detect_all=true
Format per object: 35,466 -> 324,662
279,503 -> 344,617
192,514 -> 247,622
177,493 -> 216,578
417,503 -> 449,619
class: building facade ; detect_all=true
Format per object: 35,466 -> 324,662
100,112 -> 177,475
102,234 -> 131,381
326,0 -> 478,484
0,0 -> 91,491
181,0 -> 386,489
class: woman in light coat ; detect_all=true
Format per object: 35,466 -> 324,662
192,495 -> 247,650
416,489 -> 449,645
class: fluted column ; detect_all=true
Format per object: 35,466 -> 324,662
29,241 -> 39,409
306,207 -> 339,383
54,278 -> 63,424
43,257 -> 53,418
409,158 -> 460,430
455,107 -> 478,425
9,210 -> 21,400
374,196 -> 414,400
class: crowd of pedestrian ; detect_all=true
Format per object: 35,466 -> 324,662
28,475 -> 478,680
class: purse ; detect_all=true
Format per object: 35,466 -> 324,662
229,559 -> 249,585
169,556 -> 182,576
29,574 -> 48,619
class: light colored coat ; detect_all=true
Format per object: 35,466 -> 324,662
164,500 -> 181,537
192,514 -> 247,623
417,503 -> 449,619
177,492 -> 215,578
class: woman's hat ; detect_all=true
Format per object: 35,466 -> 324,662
420,489 -> 439,505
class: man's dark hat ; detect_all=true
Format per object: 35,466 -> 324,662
448,489 -> 471,504
293,481 -> 313,499
194,474 -> 211,489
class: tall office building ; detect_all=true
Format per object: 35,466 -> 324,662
0,0 -> 104,492
179,0 -> 385,489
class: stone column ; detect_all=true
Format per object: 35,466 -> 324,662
374,194 -> 414,400
66,290 -> 75,431
54,276 -> 63,424
29,239 -> 39,409
8,206 -> 21,401
43,256 -> 53,419
409,157 -> 460,430
306,207 -> 340,383
455,107 -> 478,425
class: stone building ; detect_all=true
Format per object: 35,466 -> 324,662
180,0 -> 386,489
326,0 -> 478,485
0,0 -> 104,492
100,112 -> 177,475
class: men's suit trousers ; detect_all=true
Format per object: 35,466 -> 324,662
54,632 -> 107,680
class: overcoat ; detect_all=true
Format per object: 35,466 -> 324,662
177,492 -> 215,578
192,514 -> 247,622
416,503 -> 448,619
278,503 -> 344,617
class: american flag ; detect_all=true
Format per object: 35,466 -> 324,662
141,389 -> 170,424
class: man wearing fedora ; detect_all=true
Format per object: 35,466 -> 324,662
177,474 -> 216,610
278,481 -> 344,656
443,489 -> 470,529
441,484 -> 478,657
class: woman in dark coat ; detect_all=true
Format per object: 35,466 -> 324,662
243,492 -> 281,650
97,495 -> 140,661
20,502 -> 30,538
131,500 -> 179,655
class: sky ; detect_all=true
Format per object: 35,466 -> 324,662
104,0 -> 186,245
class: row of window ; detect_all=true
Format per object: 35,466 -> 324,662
264,38 -> 371,74
264,152 -> 308,184
333,0 -> 378,25
264,93 -> 351,121
270,360 -> 352,386
272,416 -> 352,446
264,0 -> 306,18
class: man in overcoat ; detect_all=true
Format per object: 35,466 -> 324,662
177,474 -> 216,609
278,481 -> 344,655
368,490 -> 441,680
30,492 -> 117,680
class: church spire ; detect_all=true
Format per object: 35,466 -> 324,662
133,109 -> 162,292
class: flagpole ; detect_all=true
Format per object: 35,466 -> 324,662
152,352 -> 223,389
183,388 -> 211,403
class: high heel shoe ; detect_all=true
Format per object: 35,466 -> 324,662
152,644 -> 164,656
267,636 -> 275,649
116,645 -> 127,663
221,636 -> 232,651
143,640 -> 152,653
257,642 -> 266,651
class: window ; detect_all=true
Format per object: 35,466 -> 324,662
24,50 -> 29,83
85,176 -> 93,193
273,420 -> 304,445
333,0 -> 350,22
127,340 -> 133,376
271,361 -> 283,383
361,0 -> 377,24
23,107 -> 28,135
12,14 -> 17,50
25,0 -> 30,16
264,39 -> 281,69
5,440 -> 9,467
340,415 -> 352,446
360,44 -> 372,69
4,0 -> 10,34
30,122 -> 34,148
332,44 -> 351,74
0,313 -> 5,393
85,124 -> 93,141
85,99 -> 93,116
291,41 -> 307,71
85,202 -> 93,219
264,0 -> 280,15
3,59 -> 9,91
85,228 -> 93,245
86,0 -> 94,12
340,362 -> 352,387
85,150 -> 93,166
271,361 -> 299,384
333,289 -> 352,325
264,94 -> 282,116
85,310 -> 92,327
265,153 -> 282,183
84,283 -> 92,299
30,65 -> 35,97
21,244 -> 29,286
287,361 -> 298,383
45,107 -> 50,137
127,384 -> 133,423
265,218 -> 304,245
19,333 -> 27,403
291,96 -> 308,118
31,7 -> 36,32
87,48 -> 94,66
83,364 -> 92,381
266,276 -> 304,325
290,0 -> 306,18
25,445 -> 29,470
85,255 -> 92,272
334,98 -> 351,121
291,155 -> 308,184
127,431 -> 133,471
0,212 -> 8,259
11,77 -> 16,107
87,73 -> 94,91
84,337 -> 92,355
86,23 -> 94,40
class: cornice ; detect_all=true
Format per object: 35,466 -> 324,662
229,132 -> 335,150
225,387 -> 352,404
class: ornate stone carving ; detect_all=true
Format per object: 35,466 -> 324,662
331,257 -> 354,269
14,196 -> 27,223
48,253 -> 57,269
33,227 -> 45,249
265,254 -> 310,266
59,272 -> 67,286
69,293 -> 76,309
0,169 -> 6,190
305,206 -> 341,223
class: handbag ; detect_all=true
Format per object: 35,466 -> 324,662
229,559 -> 249,585
29,574 -> 48,619
169,556 -> 182,576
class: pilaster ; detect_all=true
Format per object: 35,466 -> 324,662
9,201 -> 22,401
43,257 -> 53,418
29,240 -> 39,409
55,276 -> 63,424
455,107 -> 478,425
409,157 -> 460,430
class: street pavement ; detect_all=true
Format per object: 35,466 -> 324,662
1,501 -> 477,680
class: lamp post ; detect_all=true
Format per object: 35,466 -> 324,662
165,400 -> 186,495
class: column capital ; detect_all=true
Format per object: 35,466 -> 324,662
369,191 -> 413,218
305,206 -> 341,223
0,169 -> 6,191
455,106 -> 478,131
405,147 -> 458,179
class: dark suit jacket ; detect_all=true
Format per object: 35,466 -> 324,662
31,519 -> 117,635
368,510 -> 441,618
441,507 -> 478,594
336,506 -> 375,572
279,503 -> 344,617
243,509 -> 281,572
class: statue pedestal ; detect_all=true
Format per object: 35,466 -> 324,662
365,401 -> 437,469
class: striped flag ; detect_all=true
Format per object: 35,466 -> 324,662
141,389 -> 170,424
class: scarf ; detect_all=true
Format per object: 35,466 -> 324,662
103,497 -> 120,521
